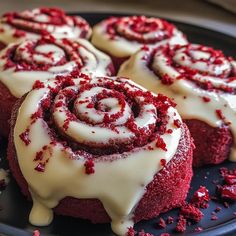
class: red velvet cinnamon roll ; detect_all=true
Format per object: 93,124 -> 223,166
91,15 -> 187,70
119,43 -> 236,167
0,8 -> 91,50
0,36 -> 114,137
7,75 -> 193,235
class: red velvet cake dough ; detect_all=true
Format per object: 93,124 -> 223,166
119,43 -> 236,167
0,7 -> 92,50
0,35 -> 114,137
91,15 -> 188,70
7,75 -> 194,235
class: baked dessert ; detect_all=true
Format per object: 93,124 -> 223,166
0,7 -> 92,50
91,15 -> 187,71
7,75 -> 193,235
119,43 -> 236,167
0,36 -> 114,137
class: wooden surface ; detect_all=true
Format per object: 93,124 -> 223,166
0,0 -> 235,37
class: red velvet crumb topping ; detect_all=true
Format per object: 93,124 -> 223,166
191,186 -> 210,208
180,204 -> 203,222
173,119 -> 181,128
175,215 -> 186,232
202,96 -> 211,102
34,162 -> 45,172
19,128 -> 31,145
84,160 -> 95,175
156,136 -> 167,151
33,80 -> 45,89
157,217 -> 166,229
126,227 -> 136,236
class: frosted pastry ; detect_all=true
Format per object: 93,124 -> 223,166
92,15 -> 187,70
119,43 -> 236,166
0,7 -> 92,49
8,75 -> 193,235
0,36 -> 114,137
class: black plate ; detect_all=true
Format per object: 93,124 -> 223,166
0,12 -> 236,236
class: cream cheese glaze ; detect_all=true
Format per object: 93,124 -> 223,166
118,44 -> 236,161
0,8 -> 91,46
13,76 -> 182,235
91,16 -> 187,58
0,37 -> 113,98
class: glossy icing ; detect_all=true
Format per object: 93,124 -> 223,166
0,8 -> 91,46
0,38 -> 113,98
14,76 -> 182,235
119,44 -> 236,161
92,16 -> 187,58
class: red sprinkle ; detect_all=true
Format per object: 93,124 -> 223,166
141,45 -> 149,51
55,101 -> 63,108
166,129 -> 173,134
175,215 -> 186,233
160,159 -> 167,166
180,204 -> 203,222
224,174 -> 236,185
215,109 -> 225,120
157,217 -> 166,228
84,160 -> 95,175
220,184 -> 236,200
33,80 -> 45,89
202,96 -> 211,103
161,74 -> 174,85
173,119 -> 181,128
19,128 -> 31,146
86,103 -> 94,108
34,151 -> 43,161
156,136 -> 167,151
138,230 -> 154,236
34,163 -> 45,172
126,227 -> 136,236
191,186 -> 210,208
13,29 -> 26,38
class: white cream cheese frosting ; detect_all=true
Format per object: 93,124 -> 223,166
91,16 -> 187,58
118,44 -> 236,161
13,76 -> 182,235
0,37 -> 113,98
0,8 -> 91,46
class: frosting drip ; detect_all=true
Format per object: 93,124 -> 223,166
0,8 -> 91,45
0,36 -> 113,98
118,44 -> 236,161
14,75 -> 182,235
91,16 -> 187,58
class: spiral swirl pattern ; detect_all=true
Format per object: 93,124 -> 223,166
13,75 -> 182,235
108,16 -> 174,44
118,43 -> 236,161
152,44 -> 236,92
52,77 -> 163,153
92,16 -> 187,58
0,36 -> 114,98
0,8 -> 91,47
